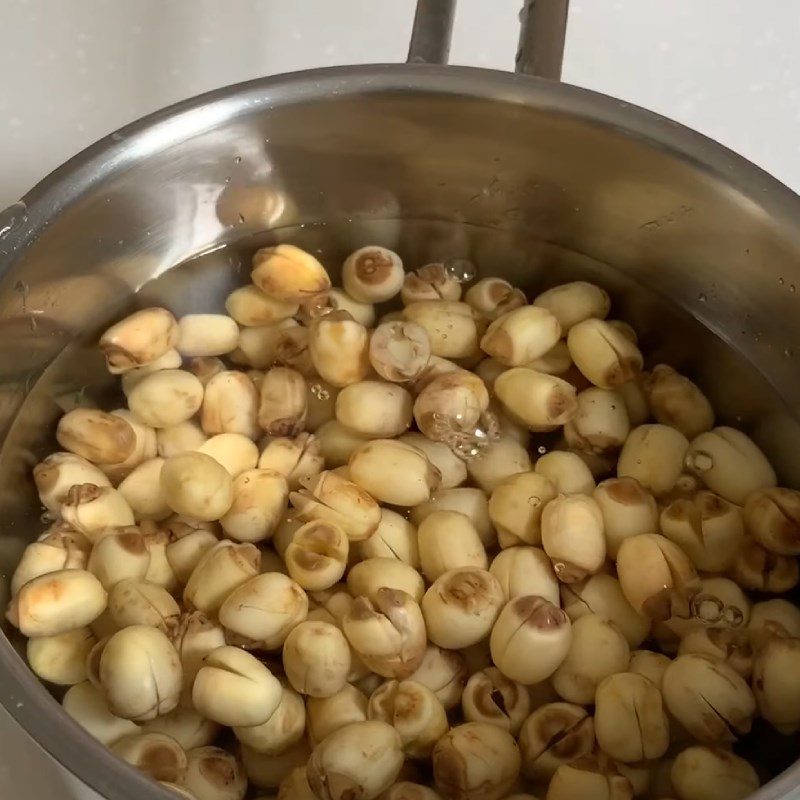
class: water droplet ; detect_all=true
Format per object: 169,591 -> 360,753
697,293 -> 708,303
234,156 -> 242,164
310,383 -> 330,401
40,509 -> 55,524
0,201 -> 27,239
537,445 -> 547,455
224,176 -> 231,183
443,258 -> 477,284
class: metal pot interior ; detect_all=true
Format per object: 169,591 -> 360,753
1,65 -> 799,799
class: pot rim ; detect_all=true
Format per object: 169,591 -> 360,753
2,63 -> 798,800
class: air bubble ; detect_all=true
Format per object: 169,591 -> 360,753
691,593 -> 725,624
480,411 -> 501,442
430,412 -> 448,437
723,605 -> 745,628
528,495 -> 542,507
537,445 -> 547,455
690,451 -> 714,472
443,258 -> 477,284
674,473 -> 698,493
13,279 -> 29,304
234,156 -> 242,164
779,277 -> 785,285
451,439 -> 485,460
310,384 -> 330,401
697,293 -> 708,303
304,299 -> 332,321
227,253 -> 243,274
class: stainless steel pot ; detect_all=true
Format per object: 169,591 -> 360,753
1,2 -> 800,798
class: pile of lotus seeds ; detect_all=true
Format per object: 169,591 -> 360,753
9,242 -> 800,800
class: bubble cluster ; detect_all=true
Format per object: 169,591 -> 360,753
690,593 -> 745,629
480,410 -> 501,441
430,410 -> 501,461
300,297 -> 334,324
310,383 -> 331,401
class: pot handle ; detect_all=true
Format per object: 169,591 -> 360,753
406,0 -> 457,65
407,0 -> 569,80
516,0 -> 570,79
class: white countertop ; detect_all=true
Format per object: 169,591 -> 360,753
1,0 -> 799,797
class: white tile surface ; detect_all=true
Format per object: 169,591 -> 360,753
1,0 -> 799,797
